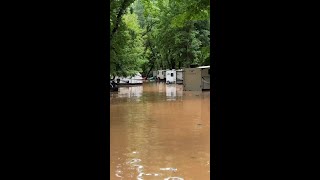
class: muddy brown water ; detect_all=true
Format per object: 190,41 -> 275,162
110,82 -> 210,180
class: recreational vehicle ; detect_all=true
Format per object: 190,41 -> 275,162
176,69 -> 183,84
166,69 -> 176,84
156,70 -> 166,81
152,71 -> 157,78
199,66 -> 210,90
183,66 -> 210,91
115,73 -> 144,85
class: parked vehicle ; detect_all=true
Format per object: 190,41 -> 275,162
176,69 -> 183,84
115,73 -> 144,85
183,66 -> 210,91
156,70 -> 166,81
166,69 -> 176,84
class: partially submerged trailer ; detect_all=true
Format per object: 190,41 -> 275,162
199,66 -> 210,90
152,71 -> 157,78
115,73 -> 144,85
156,70 -> 166,81
183,66 -> 210,91
176,69 -> 183,84
166,69 -> 176,84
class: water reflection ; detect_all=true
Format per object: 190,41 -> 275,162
157,82 -> 165,93
110,82 -> 210,180
166,84 -> 176,101
117,86 -> 143,98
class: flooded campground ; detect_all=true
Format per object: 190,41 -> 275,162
110,82 -> 210,180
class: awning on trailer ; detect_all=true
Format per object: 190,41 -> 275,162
197,66 -> 210,69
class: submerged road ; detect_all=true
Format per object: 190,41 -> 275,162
110,82 -> 210,180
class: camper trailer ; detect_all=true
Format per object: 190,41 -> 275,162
166,69 -> 176,84
115,73 -> 144,85
199,66 -> 210,90
183,66 -> 210,91
156,70 -> 166,81
152,71 -> 157,78
176,69 -> 183,84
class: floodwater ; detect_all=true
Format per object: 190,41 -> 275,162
110,82 -> 210,180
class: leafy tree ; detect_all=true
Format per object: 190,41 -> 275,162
110,0 -> 210,78
110,3 -> 147,77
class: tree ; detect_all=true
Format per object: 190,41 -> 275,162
109,0 -> 210,77
110,3 -> 147,77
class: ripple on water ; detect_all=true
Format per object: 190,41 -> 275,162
164,177 -> 184,180
115,171 -> 122,178
145,173 -> 160,176
136,172 -> 163,179
126,158 -> 141,164
137,172 -> 144,180
160,167 -> 178,172
133,165 -> 144,173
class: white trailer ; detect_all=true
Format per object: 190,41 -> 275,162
115,73 -> 144,85
183,66 -> 210,91
152,71 -> 157,78
166,69 -> 176,84
156,70 -> 166,81
130,73 -> 144,84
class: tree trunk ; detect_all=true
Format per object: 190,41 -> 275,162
146,58 -> 155,78
146,45 -> 157,77
171,59 -> 175,70
110,0 -> 130,41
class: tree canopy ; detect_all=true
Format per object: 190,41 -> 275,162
110,0 -> 210,77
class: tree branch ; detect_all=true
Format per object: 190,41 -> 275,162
110,0 -> 130,41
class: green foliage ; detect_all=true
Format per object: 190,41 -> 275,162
149,0 -> 210,69
110,5 -> 147,77
110,0 -> 210,77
